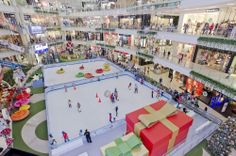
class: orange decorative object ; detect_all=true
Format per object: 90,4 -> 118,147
84,73 -> 94,78
96,68 -> 104,74
11,110 -> 30,121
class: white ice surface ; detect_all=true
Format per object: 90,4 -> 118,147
46,75 -> 167,144
43,60 -> 120,86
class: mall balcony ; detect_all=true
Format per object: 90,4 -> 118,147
151,52 -> 236,99
59,0 -> 181,17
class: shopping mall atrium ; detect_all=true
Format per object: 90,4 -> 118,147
0,0 -> 236,156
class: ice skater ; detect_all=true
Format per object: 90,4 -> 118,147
110,93 -> 115,103
114,88 -> 119,101
128,82 -> 132,90
68,99 -> 72,108
156,90 -> 160,98
151,90 -> 154,98
134,84 -> 138,93
62,131 -> 69,142
77,102 -> 81,112
109,113 -> 112,123
115,106 -> 118,117
84,129 -> 92,143
79,129 -> 83,137
49,134 -> 57,146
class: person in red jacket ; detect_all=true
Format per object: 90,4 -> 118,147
62,131 -> 69,143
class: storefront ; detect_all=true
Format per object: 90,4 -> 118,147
119,16 -> 135,29
100,1 -> 116,10
62,17 -> 83,27
103,16 -> 118,29
176,43 -> 195,62
229,55 -> 236,75
181,8 -> 236,36
24,14 -> 60,27
83,16 -> 102,28
181,10 -> 220,34
29,30 -> 62,44
118,14 -> 151,29
194,46 -> 233,73
0,13 -> 18,32
118,34 -> 132,47
104,32 -> 118,46
111,50 -> 130,63
150,15 -> 179,31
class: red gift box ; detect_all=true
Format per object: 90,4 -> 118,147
126,100 -> 193,156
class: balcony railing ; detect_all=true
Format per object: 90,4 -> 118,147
59,0 -> 181,14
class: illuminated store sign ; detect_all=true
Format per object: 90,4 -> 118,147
29,25 -> 44,34
34,43 -> 48,54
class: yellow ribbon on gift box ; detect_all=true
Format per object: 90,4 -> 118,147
134,103 -> 179,152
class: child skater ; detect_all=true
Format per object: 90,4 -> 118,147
68,99 -> 72,108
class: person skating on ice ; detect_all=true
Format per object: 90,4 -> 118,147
62,131 -> 69,142
156,90 -> 160,98
79,129 -> 83,137
151,90 -> 154,98
84,129 -> 92,143
110,93 -> 115,103
77,102 -> 81,112
109,113 -> 112,123
49,134 -> 57,146
114,88 -> 119,101
68,99 -> 72,108
128,82 -> 132,90
134,84 -> 138,93
115,106 -> 118,117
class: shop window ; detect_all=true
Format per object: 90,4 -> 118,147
195,48 -> 232,72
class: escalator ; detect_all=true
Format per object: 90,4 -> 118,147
0,40 -> 25,53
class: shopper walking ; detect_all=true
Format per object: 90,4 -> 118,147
167,51 -> 171,59
84,129 -> 92,143
159,78 -> 163,85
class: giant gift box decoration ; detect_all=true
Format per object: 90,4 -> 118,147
101,132 -> 149,156
126,100 -> 193,156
